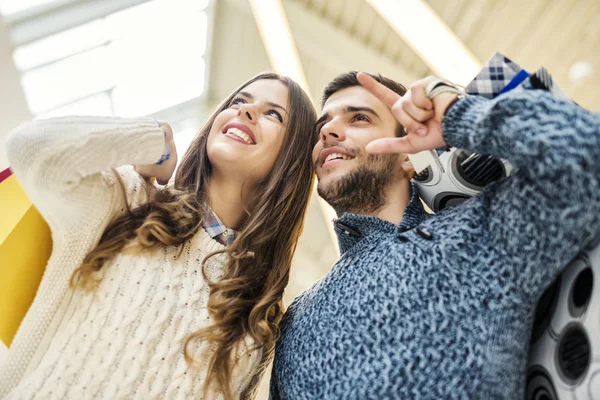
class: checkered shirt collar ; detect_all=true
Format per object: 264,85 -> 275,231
201,203 -> 239,246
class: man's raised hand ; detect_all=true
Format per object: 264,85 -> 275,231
357,73 -> 456,155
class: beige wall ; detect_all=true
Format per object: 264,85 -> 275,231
0,16 -> 31,171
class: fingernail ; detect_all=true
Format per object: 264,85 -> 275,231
417,128 -> 427,136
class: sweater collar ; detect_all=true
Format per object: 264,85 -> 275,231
333,182 -> 427,255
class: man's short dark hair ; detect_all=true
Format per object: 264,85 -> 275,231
321,71 -> 408,137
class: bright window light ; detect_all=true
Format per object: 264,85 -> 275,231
13,20 -> 109,71
37,93 -> 113,119
21,46 -> 116,114
366,0 -> 481,85
13,0 -> 209,117
0,0 -> 56,16
173,127 -> 200,165
249,0 -> 311,97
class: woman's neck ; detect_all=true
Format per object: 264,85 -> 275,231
205,173 -> 252,230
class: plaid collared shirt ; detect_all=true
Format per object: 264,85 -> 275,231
201,203 -> 238,246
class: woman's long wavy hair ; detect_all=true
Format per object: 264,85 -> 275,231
70,72 -> 317,399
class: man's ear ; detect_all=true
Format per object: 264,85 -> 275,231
401,154 -> 415,178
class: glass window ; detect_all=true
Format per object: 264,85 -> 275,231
12,0 -> 209,118
37,93 -> 112,119
0,0 -> 56,16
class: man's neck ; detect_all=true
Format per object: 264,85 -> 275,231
205,173 -> 252,230
347,180 -> 412,226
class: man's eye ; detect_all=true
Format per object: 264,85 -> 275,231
353,114 -> 369,122
315,123 -> 326,136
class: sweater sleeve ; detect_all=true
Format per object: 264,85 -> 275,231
240,348 -> 272,400
5,116 -> 166,234
268,370 -> 281,400
442,88 -> 600,300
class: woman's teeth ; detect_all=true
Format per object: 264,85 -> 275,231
226,127 -> 254,144
325,153 -> 352,163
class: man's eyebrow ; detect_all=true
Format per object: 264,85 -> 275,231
238,91 -> 288,114
345,106 -> 380,119
315,105 -> 379,131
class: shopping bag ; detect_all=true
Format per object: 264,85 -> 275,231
0,168 -> 52,348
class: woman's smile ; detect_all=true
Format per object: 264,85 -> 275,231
222,122 -> 256,145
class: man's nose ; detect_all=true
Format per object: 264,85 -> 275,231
320,119 -> 346,143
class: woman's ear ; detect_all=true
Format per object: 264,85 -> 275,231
401,154 -> 415,178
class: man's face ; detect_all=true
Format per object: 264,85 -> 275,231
312,85 -> 404,215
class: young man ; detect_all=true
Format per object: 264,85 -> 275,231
269,71 -> 600,399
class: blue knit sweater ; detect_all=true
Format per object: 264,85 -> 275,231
270,87 -> 600,399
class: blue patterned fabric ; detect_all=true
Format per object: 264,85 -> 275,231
465,52 -> 526,99
201,203 -> 238,246
155,121 -> 171,165
270,87 -> 600,399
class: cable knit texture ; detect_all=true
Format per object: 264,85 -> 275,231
1,117 -> 262,399
270,87 -> 600,399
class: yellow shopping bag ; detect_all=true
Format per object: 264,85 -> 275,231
0,169 -> 52,348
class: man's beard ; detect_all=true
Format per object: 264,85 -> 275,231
317,153 -> 399,216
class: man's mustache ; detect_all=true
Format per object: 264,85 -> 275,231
314,145 -> 360,171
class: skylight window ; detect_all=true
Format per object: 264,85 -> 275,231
7,0 -> 209,118
0,0 -> 57,16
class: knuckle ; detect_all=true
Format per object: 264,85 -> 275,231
403,119 -> 420,133
401,100 -> 411,112
392,102 -> 404,116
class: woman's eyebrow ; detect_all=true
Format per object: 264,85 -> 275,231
267,102 -> 288,114
238,91 -> 288,114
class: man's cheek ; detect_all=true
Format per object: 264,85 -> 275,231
312,147 -> 321,166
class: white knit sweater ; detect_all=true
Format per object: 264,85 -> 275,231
0,117 -> 262,399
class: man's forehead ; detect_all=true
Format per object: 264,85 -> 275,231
322,85 -> 385,113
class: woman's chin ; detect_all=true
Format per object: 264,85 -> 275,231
208,154 -> 255,179
208,144 -> 253,162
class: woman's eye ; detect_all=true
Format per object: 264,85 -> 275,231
231,97 -> 246,107
268,110 -> 283,123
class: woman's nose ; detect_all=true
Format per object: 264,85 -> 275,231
238,104 -> 257,123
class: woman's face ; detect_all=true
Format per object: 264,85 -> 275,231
207,79 -> 290,184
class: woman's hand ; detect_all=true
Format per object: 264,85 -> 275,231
357,73 -> 458,154
134,121 -> 178,185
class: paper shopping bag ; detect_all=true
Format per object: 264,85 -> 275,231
0,169 -> 52,348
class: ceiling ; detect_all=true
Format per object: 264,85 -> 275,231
210,0 -> 600,112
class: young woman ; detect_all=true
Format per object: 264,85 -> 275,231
0,72 -> 317,399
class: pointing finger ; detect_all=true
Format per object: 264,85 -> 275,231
357,72 -> 401,109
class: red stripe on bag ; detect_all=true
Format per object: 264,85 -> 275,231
0,167 -> 12,184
